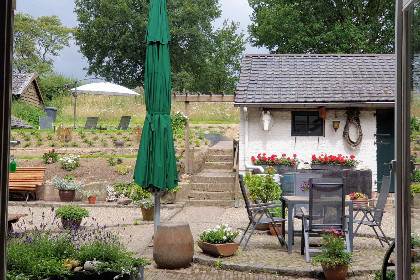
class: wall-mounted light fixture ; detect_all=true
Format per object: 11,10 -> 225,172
332,112 -> 340,132
260,110 -> 274,131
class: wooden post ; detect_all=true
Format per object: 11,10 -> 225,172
184,101 -> 191,173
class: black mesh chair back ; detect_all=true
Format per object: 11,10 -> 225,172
117,116 -> 132,130
373,176 -> 391,223
84,117 -> 99,130
238,174 -> 253,220
309,177 -> 345,231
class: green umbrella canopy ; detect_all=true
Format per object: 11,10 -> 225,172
134,0 -> 178,191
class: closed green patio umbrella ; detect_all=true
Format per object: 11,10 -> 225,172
134,0 -> 178,233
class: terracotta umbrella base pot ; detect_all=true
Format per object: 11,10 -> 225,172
59,190 -> 76,202
141,206 -> 154,221
268,223 -> 282,236
322,264 -> 348,280
198,241 -> 239,257
153,223 -> 194,269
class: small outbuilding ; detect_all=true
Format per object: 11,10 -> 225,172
12,73 -> 44,107
235,54 -> 395,192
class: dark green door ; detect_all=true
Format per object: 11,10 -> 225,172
376,109 -> 395,192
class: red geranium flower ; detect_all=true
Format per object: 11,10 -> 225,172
293,154 -> 297,158
282,153 -> 286,157
350,155 -> 355,159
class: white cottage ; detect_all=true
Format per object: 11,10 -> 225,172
235,54 -> 395,192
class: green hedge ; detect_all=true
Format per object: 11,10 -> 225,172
11,101 -> 45,127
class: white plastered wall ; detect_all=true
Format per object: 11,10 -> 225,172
239,106 -> 379,191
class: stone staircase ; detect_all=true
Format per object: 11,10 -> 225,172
186,142 -> 236,207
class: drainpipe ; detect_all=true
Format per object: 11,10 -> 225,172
243,106 -> 264,173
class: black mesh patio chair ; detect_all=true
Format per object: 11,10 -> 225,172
117,116 -> 132,130
238,174 -> 287,251
84,117 -> 99,130
353,176 -> 391,247
301,177 -> 350,263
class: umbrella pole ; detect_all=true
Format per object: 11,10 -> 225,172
154,190 -> 161,234
73,89 -> 77,129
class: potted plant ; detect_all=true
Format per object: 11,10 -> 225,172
161,185 -> 181,204
244,166 -> 282,203
43,148 -> 59,164
137,198 -> 154,221
81,189 -> 103,204
55,205 -> 89,229
52,176 -> 84,202
198,224 -> 239,257
312,229 -> 352,280
251,153 -> 298,173
349,192 -> 369,206
311,154 -> 357,170
411,184 -> 420,209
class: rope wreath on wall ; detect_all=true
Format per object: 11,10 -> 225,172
343,109 -> 363,147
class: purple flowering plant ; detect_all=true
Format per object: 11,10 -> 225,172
7,206 -> 149,279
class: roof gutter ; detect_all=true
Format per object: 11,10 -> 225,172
234,102 -> 395,108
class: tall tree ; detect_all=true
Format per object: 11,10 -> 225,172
13,13 -> 72,75
74,0 -> 245,94
248,0 -> 395,54
74,0 -> 221,89
191,21 -> 245,94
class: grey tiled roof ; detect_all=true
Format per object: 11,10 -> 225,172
12,73 -> 36,96
11,116 -> 34,129
235,54 -> 395,104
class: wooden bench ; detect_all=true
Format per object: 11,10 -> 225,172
9,167 -> 46,200
8,213 -> 27,232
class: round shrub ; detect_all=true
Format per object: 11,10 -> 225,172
55,205 -> 89,222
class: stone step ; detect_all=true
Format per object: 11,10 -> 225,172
189,183 -> 234,192
186,199 -> 236,207
207,154 -> 233,162
191,170 -> 236,183
204,162 -> 233,170
207,149 -> 233,156
188,191 -> 234,201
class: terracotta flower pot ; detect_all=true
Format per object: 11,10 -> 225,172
198,241 -> 238,257
269,222 -> 282,236
59,190 -> 75,202
322,264 -> 348,280
88,195 -> 97,204
141,206 -> 154,221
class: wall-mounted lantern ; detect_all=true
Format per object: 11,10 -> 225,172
332,112 -> 340,132
260,110 -> 274,131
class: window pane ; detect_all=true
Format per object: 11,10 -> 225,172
294,115 -> 307,124
292,111 -> 324,136
293,124 -> 307,135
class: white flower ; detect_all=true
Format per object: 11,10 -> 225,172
215,225 -> 220,229
223,236 -> 227,240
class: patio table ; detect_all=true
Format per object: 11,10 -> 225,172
280,196 -> 353,254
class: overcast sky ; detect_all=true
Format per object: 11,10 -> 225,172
16,0 -> 268,80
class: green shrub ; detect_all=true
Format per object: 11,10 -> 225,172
113,181 -> 150,202
243,167 -> 282,203
411,233 -> 420,248
171,111 -> 188,131
412,169 -> 420,182
38,72 -> 74,101
55,205 -> 89,222
411,184 -> 420,197
411,116 -> 420,133
11,101 -> 45,127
